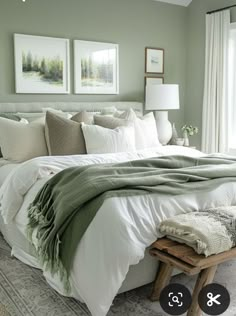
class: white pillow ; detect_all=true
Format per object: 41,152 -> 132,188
115,109 -> 161,149
81,124 -> 136,154
0,117 -> 48,162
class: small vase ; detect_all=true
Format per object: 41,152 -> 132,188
183,131 -> 189,146
170,123 -> 178,145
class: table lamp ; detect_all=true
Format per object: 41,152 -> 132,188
145,84 -> 180,145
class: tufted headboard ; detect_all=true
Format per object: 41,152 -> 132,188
0,102 -> 143,116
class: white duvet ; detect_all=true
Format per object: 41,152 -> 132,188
1,146 -> 236,316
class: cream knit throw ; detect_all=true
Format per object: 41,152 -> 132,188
159,206 -> 236,257
0,304 -> 11,316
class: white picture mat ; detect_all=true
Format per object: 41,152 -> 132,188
145,77 -> 164,85
74,40 -> 119,94
146,48 -> 164,74
14,34 -> 70,94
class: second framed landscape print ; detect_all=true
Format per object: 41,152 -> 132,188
14,34 -> 70,94
74,40 -> 119,94
145,47 -> 164,74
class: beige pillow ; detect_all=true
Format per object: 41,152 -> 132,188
0,117 -> 48,162
45,111 -> 91,155
71,110 -> 93,125
94,115 -> 131,129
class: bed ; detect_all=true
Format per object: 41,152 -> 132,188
0,102 -> 235,316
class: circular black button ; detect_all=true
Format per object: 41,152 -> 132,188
198,283 -> 230,315
159,283 -> 192,315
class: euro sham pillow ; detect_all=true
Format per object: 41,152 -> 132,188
81,123 -> 136,154
115,109 -> 161,149
45,111 -> 91,156
0,117 -> 48,162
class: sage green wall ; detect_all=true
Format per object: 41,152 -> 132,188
0,0 -> 187,129
185,0 -> 236,149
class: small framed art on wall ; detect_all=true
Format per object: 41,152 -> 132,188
145,47 -> 164,74
145,76 -> 164,85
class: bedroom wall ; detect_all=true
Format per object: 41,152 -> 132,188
185,0 -> 236,149
0,0 -> 187,129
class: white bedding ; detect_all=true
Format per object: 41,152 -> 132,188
2,146 -> 235,316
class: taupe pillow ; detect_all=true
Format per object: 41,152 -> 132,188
94,115 -> 131,129
71,110 -> 94,125
45,111 -> 90,156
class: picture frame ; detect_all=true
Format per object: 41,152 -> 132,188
14,33 -> 70,94
74,40 -> 119,94
145,47 -> 164,74
145,76 -> 164,85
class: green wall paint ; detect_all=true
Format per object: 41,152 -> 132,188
0,0 -> 187,130
186,0 -> 236,149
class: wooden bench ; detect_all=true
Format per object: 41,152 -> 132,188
149,238 -> 236,316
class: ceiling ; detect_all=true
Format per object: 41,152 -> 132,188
153,0 -> 192,7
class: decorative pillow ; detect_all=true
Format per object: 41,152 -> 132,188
0,117 -> 48,162
81,124 -> 136,154
45,111 -> 91,155
94,115 -> 131,129
115,109 -> 161,149
42,107 -> 71,119
0,114 -> 27,157
100,106 -> 117,115
0,113 -> 21,121
71,110 -> 94,125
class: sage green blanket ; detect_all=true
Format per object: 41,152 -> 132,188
27,154 -> 236,289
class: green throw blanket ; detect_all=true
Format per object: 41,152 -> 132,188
27,154 -> 236,290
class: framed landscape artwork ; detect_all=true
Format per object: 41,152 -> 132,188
14,34 -> 70,94
74,40 -> 119,94
145,47 -> 164,74
145,76 -> 164,85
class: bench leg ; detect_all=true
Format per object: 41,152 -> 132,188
187,264 -> 218,316
150,262 -> 173,301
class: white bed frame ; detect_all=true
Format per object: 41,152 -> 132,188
0,101 -> 158,294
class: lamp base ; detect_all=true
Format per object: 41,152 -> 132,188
154,111 -> 172,145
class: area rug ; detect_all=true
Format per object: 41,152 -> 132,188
0,234 -> 236,316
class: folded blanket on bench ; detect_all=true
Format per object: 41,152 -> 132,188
159,206 -> 236,256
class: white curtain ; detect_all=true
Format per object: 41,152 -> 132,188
202,10 -> 230,153
228,24 -> 236,151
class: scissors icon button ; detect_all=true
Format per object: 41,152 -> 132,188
198,283 -> 230,315
207,292 -> 221,306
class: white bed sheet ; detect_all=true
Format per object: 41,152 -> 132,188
1,146 -> 216,316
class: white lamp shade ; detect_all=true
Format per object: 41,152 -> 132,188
145,84 -> 180,110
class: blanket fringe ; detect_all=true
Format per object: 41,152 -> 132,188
27,184 -> 71,294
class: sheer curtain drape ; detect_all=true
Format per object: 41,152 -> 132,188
228,23 -> 236,152
202,10 -> 230,153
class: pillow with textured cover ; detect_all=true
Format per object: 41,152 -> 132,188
114,109 -> 161,149
45,111 -> 92,156
0,117 -> 48,162
81,123 -> 136,154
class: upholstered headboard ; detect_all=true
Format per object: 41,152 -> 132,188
0,102 -> 143,115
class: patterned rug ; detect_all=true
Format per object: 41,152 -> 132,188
0,234 -> 236,316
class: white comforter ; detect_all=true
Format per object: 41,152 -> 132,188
1,146 -> 236,316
